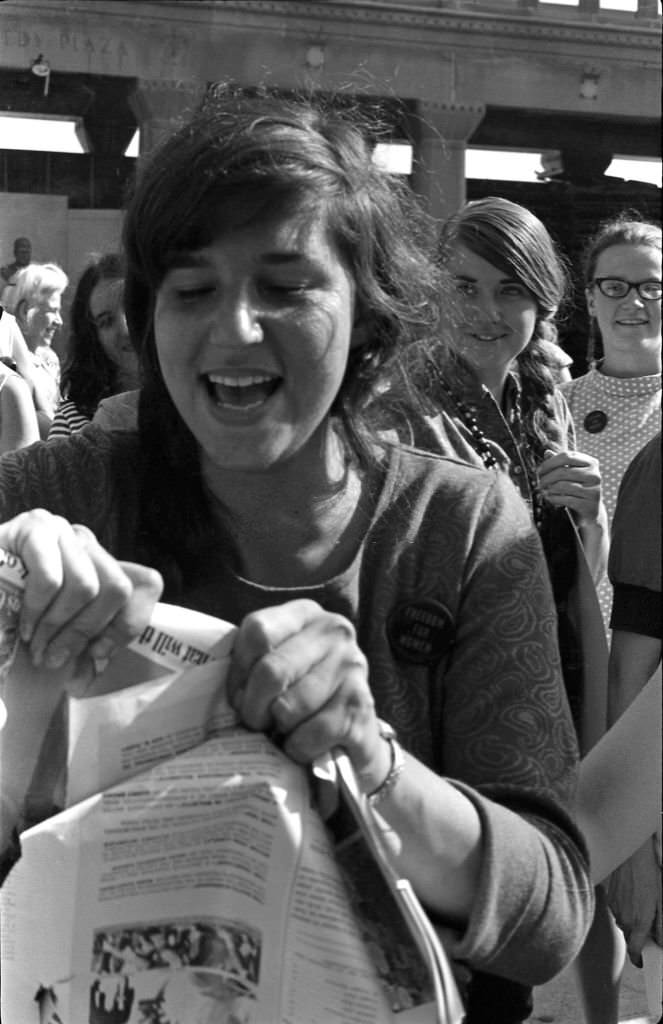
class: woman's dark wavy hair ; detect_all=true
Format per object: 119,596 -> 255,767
581,213 -> 661,365
121,84 -> 443,593
430,196 -> 571,460
60,252 -> 128,418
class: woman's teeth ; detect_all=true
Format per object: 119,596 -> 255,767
206,372 -> 279,409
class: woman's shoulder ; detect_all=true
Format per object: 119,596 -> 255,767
0,366 -> 29,395
48,398 -> 91,439
92,389 -> 140,432
0,425 -> 142,521
558,368 -> 596,398
0,308 -> 21,356
379,441 -> 528,521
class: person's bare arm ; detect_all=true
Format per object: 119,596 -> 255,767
607,629 -> 662,726
577,669 -> 661,883
9,323 -> 53,418
0,373 -> 40,453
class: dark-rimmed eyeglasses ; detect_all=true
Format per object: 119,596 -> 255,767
592,278 -> 662,301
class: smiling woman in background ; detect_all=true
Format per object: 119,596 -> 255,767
48,253 -> 140,438
402,197 -> 608,724
5,261 -> 69,433
560,216 -> 662,632
393,195 -> 610,1024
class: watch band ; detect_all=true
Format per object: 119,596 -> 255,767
367,719 -> 405,807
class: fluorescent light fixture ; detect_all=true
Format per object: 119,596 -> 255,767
466,149 -> 662,187
0,114 -> 89,153
540,0 -> 644,6
372,142 -> 413,175
465,149 -> 544,182
607,156 -> 662,186
125,128 -> 140,158
600,0 -> 638,9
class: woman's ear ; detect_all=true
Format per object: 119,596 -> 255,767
14,299 -> 28,332
585,286 -> 596,318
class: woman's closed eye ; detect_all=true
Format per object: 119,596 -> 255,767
257,274 -> 314,299
499,283 -> 530,299
454,280 -> 477,297
170,281 -> 217,303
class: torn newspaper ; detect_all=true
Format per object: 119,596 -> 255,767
0,546 -> 463,1023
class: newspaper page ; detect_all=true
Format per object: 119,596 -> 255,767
0,548 -> 462,1023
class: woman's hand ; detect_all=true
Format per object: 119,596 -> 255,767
0,509 -> 163,669
538,449 -> 602,525
226,599 -> 391,791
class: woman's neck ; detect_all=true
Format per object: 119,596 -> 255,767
452,353 -> 509,404
201,429 -> 371,588
599,348 -> 661,379
474,365 -> 509,405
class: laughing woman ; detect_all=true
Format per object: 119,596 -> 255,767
0,88 -> 592,1022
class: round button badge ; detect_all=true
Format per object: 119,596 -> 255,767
583,410 -> 608,434
387,600 -> 455,665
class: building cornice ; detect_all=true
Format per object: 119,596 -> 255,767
2,1 -> 660,50
219,0 -> 662,50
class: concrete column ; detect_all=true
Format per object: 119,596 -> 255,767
410,102 -> 486,223
636,0 -> 660,16
129,79 -> 207,155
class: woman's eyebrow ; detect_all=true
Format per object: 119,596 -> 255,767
162,251 -> 311,269
163,251 -> 209,269
260,252 -> 309,265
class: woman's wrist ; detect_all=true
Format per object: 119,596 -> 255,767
367,722 -> 405,807
354,720 -> 404,804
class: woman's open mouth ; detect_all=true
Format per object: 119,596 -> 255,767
205,372 -> 281,410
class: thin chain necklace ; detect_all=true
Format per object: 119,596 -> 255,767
443,382 -> 545,530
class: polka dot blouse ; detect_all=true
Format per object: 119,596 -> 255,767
560,365 -> 661,630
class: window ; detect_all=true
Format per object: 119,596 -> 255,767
0,114 -> 89,154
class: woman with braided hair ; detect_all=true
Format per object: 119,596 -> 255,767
399,196 -> 610,1023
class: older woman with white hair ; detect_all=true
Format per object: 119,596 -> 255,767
5,261 -> 69,433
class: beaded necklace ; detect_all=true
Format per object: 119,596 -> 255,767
440,383 -> 498,468
442,382 -> 545,530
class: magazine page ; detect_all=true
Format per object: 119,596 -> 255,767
2,731 -> 405,1023
65,653 -> 235,807
1,550 -> 458,1022
0,565 -> 237,841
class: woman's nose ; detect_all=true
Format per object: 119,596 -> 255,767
212,295 -> 263,346
471,295 -> 502,323
118,312 -> 130,338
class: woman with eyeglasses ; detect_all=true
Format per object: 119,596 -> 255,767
560,216 -> 661,634
560,215 -> 661,1024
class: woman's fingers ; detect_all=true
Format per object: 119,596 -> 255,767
226,599 -> 330,716
278,662 -> 376,767
229,600 -> 379,769
0,510 -> 163,667
538,452 -> 601,485
40,559 -> 163,669
538,451 -> 601,516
